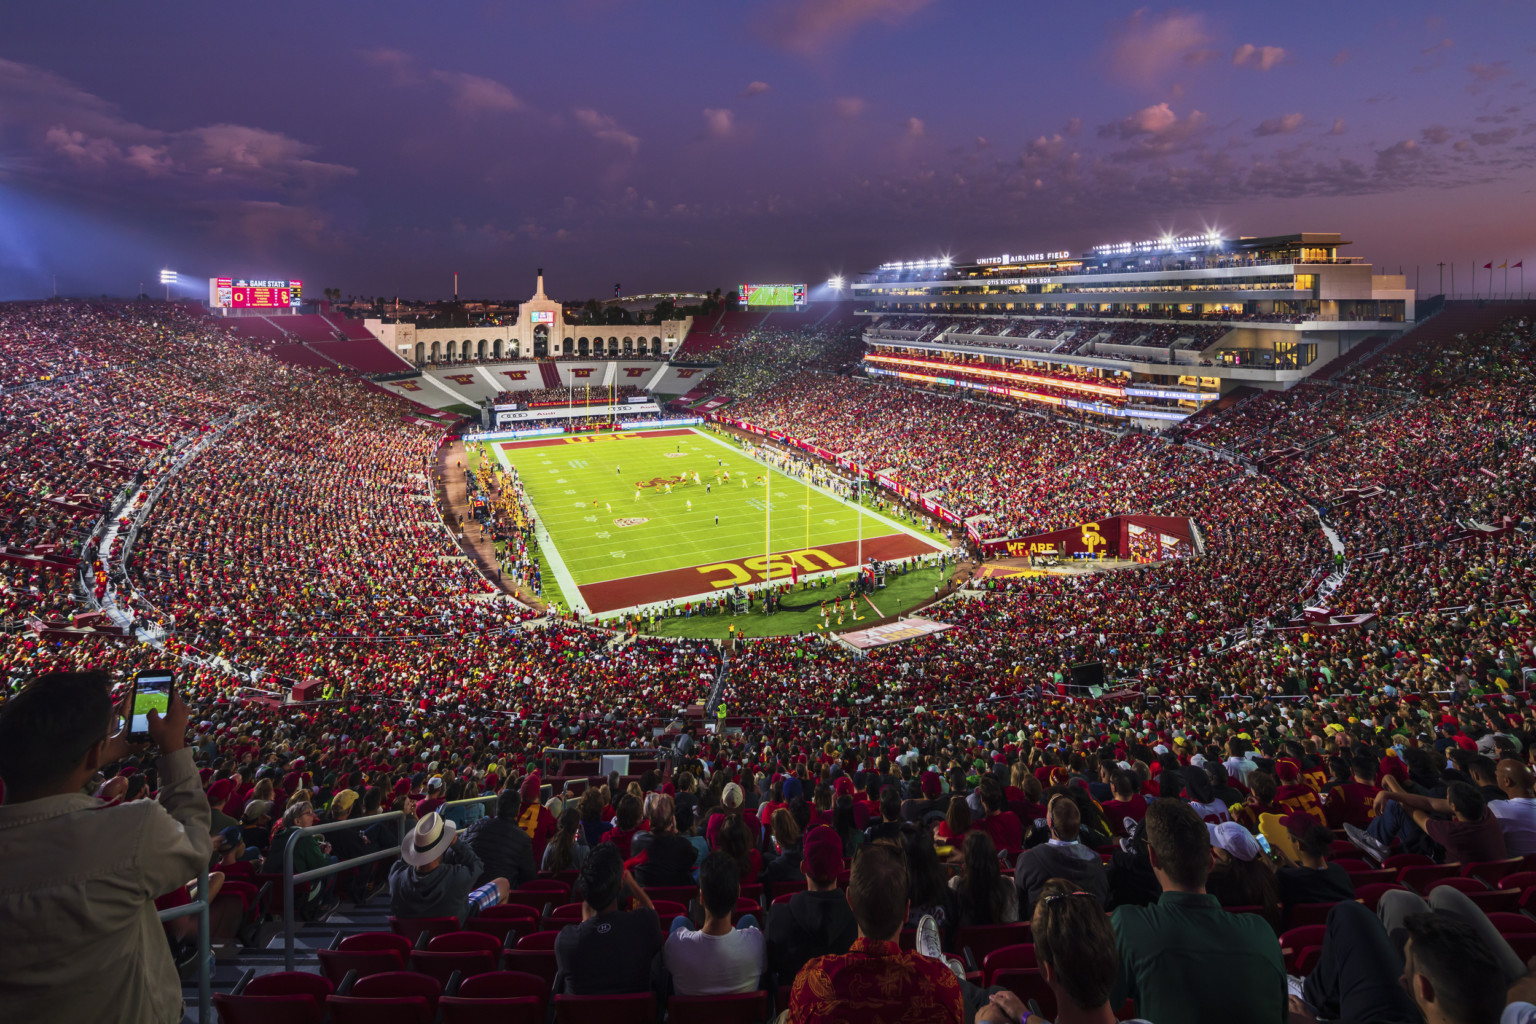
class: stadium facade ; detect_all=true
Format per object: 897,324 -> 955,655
367,270 -> 692,363
852,232 -> 1415,427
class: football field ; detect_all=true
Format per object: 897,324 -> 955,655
490,427 -> 943,616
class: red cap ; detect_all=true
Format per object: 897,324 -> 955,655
801,825 -> 843,885
1276,759 -> 1301,782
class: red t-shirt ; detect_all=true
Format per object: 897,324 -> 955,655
1325,781 -> 1381,829
979,811 -> 1024,857
1101,797 -> 1148,833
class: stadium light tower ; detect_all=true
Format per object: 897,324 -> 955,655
159,268 -> 177,301
827,275 -> 844,291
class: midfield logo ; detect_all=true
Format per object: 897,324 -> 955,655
614,518 -> 649,528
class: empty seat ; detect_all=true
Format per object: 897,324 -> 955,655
980,943 -> 1036,985
326,971 -> 442,1024
318,948 -> 406,986
1398,863 -> 1462,893
409,949 -> 498,988
1465,858 -> 1528,888
516,930 -> 561,950
213,971 -> 333,1024
439,970 -> 548,1024
956,922 -> 1032,963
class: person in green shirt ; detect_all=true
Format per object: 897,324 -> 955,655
266,801 -> 334,915
1110,798 -> 1286,1023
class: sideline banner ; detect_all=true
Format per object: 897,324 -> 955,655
840,617 -> 954,650
982,515 -> 1195,559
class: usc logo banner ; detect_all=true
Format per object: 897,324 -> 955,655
501,370 -> 529,381
446,374 -> 476,385
572,368 -> 595,378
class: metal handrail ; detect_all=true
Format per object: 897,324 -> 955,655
280,796 -> 498,969
157,863 -> 210,1021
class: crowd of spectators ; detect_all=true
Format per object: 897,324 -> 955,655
3,300 -> 1536,1021
491,384 -> 644,408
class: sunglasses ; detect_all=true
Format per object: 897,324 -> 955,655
1040,890 -> 1096,904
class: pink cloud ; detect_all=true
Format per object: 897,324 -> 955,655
1233,43 -> 1287,71
1106,9 -> 1212,82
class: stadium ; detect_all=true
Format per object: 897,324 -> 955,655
4,6 -> 1536,1024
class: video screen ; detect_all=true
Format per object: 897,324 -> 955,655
209,278 -> 303,309
130,672 -> 172,735
738,283 -> 806,307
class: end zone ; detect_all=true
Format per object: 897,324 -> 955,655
577,533 -> 935,614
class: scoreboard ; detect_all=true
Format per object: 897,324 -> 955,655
209,278 -> 303,309
738,283 -> 806,307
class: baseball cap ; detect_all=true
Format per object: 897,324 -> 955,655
1208,821 -> 1261,862
241,799 -> 273,823
217,825 -> 244,850
801,825 -> 843,885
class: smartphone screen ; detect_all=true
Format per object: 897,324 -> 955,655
130,671 -> 174,737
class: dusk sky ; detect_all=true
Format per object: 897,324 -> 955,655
2,1 -> 1534,302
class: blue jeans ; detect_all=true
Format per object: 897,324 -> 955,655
671,913 -> 758,933
1367,801 -> 1436,857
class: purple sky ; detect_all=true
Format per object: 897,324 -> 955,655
2,1 -> 1534,301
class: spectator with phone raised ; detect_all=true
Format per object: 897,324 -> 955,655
0,669 -> 210,1024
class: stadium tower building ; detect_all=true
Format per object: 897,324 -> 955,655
852,232 -> 1415,429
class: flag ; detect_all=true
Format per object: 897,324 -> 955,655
1484,262 -> 1494,269
1515,261 -> 1524,269
1499,261 -> 1508,269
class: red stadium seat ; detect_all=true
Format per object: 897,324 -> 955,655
1279,925 -> 1327,974
1353,883 -> 1410,910
408,949 -> 498,988
668,991 -> 768,1024
438,970 -> 549,1024
390,916 -> 460,943
980,942 -> 1036,985
318,948 -> 406,986
1398,863 -> 1462,893
957,923 -> 1031,963
326,971 -> 442,1024
213,972 -> 333,1024
1464,858 -> 1527,888
502,950 -> 558,990
516,930 -> 561,950
554,992 -> 658,1024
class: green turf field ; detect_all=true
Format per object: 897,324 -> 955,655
642,561 -> 956,640
489,426 -> 943,616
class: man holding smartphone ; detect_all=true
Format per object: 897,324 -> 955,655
0,669 -> 210,1024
